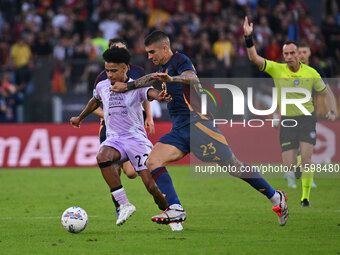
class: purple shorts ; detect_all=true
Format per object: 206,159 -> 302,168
101,136 -> 153,171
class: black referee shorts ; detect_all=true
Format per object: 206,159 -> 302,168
280,113 -> 317,152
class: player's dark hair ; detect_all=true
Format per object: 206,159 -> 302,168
102,46 -> 130,65
283,40 -> 299,48
144,30 -> 169,46
298,41 -> 310,48
108,38 -> 127,48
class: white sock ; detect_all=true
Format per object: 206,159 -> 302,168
269,191 -> 280,206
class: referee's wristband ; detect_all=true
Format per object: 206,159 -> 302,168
244,34 -> 254,48
127,81 -> 136,91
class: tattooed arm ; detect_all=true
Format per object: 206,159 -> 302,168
110,71 -> 199,92
152,70 -> 199,85
110,74 -> 160,92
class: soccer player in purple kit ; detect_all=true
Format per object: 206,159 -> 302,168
70,47 -> 184,226
91,39 -> 184,230
111,31 -> 289,226
92,38 -> 151,178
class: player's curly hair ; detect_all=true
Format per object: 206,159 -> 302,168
102,46 -> 131,65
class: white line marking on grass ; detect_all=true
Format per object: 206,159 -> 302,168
0,215 -> 100,220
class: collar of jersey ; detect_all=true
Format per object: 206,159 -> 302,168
285,61 -> 303,73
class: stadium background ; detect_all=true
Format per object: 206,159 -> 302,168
1,0 -> 340,167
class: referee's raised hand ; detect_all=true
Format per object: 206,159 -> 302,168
243,16 -> 253,36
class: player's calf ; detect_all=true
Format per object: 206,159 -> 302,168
139,170 -> 169,210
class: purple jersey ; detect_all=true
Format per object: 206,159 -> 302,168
93,78 -> 152,140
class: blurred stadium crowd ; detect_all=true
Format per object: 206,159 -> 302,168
0,0 -> 340,122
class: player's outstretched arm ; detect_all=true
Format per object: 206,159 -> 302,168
110,73 -> 161,92
322,85 -> 338,121
152,70 -> 199,85
243,16 -> 265,70
142,100 -> 155,135
92,107 -> 104,118
70,97 -> 101,128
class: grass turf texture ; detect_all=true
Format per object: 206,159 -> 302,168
0,166 -> 339,255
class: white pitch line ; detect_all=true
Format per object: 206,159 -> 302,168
0,215 -> 99,220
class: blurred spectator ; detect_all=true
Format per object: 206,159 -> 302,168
321,14 -> 340,61
98,12 -> 122,41
9,35 -> 33,93
53,35 -> 75,61
212,32 -> 235,76
0,71 -> 23,123
254,15 -> 272,51
0,9 -> 5,36
0,40 -> 10,69
265,38 -> 281,62
52,7 -> 69,30
70,42 -> 90,94
91,31 -> 109,59
31,32 -> 53,57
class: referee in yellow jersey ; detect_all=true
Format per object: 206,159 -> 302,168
243,16 -> 337,207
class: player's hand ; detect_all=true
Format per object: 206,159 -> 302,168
158,90 -> 172,102
326,110 -> 337,121
144,115 -> 155,135
243,16 -> 253,36
110,82 -> 127,92
152,73 -> 174,82
70,116 -> 82,128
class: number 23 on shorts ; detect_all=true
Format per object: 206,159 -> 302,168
200,142 -> 216,156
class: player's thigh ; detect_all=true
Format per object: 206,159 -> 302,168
122,161 -> 137,179
97,145 -> 121,163
147,142 -> 187,168
282,149 -> 299,167
299,141 -> 314,166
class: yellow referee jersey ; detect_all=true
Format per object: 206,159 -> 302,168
261,60 -> 326,116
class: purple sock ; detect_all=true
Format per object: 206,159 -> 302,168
111,187 -> 129,206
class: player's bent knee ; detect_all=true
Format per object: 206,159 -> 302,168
96,147 -> 111,163
126,171 -> 138,179
96,153 -> 111,164
146,158 -> 161,171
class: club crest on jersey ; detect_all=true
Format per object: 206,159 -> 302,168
294,80 -> 300,86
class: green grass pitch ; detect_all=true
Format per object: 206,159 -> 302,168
0,166 -> 339,255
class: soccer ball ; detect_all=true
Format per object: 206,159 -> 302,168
61,206 -> 88,233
